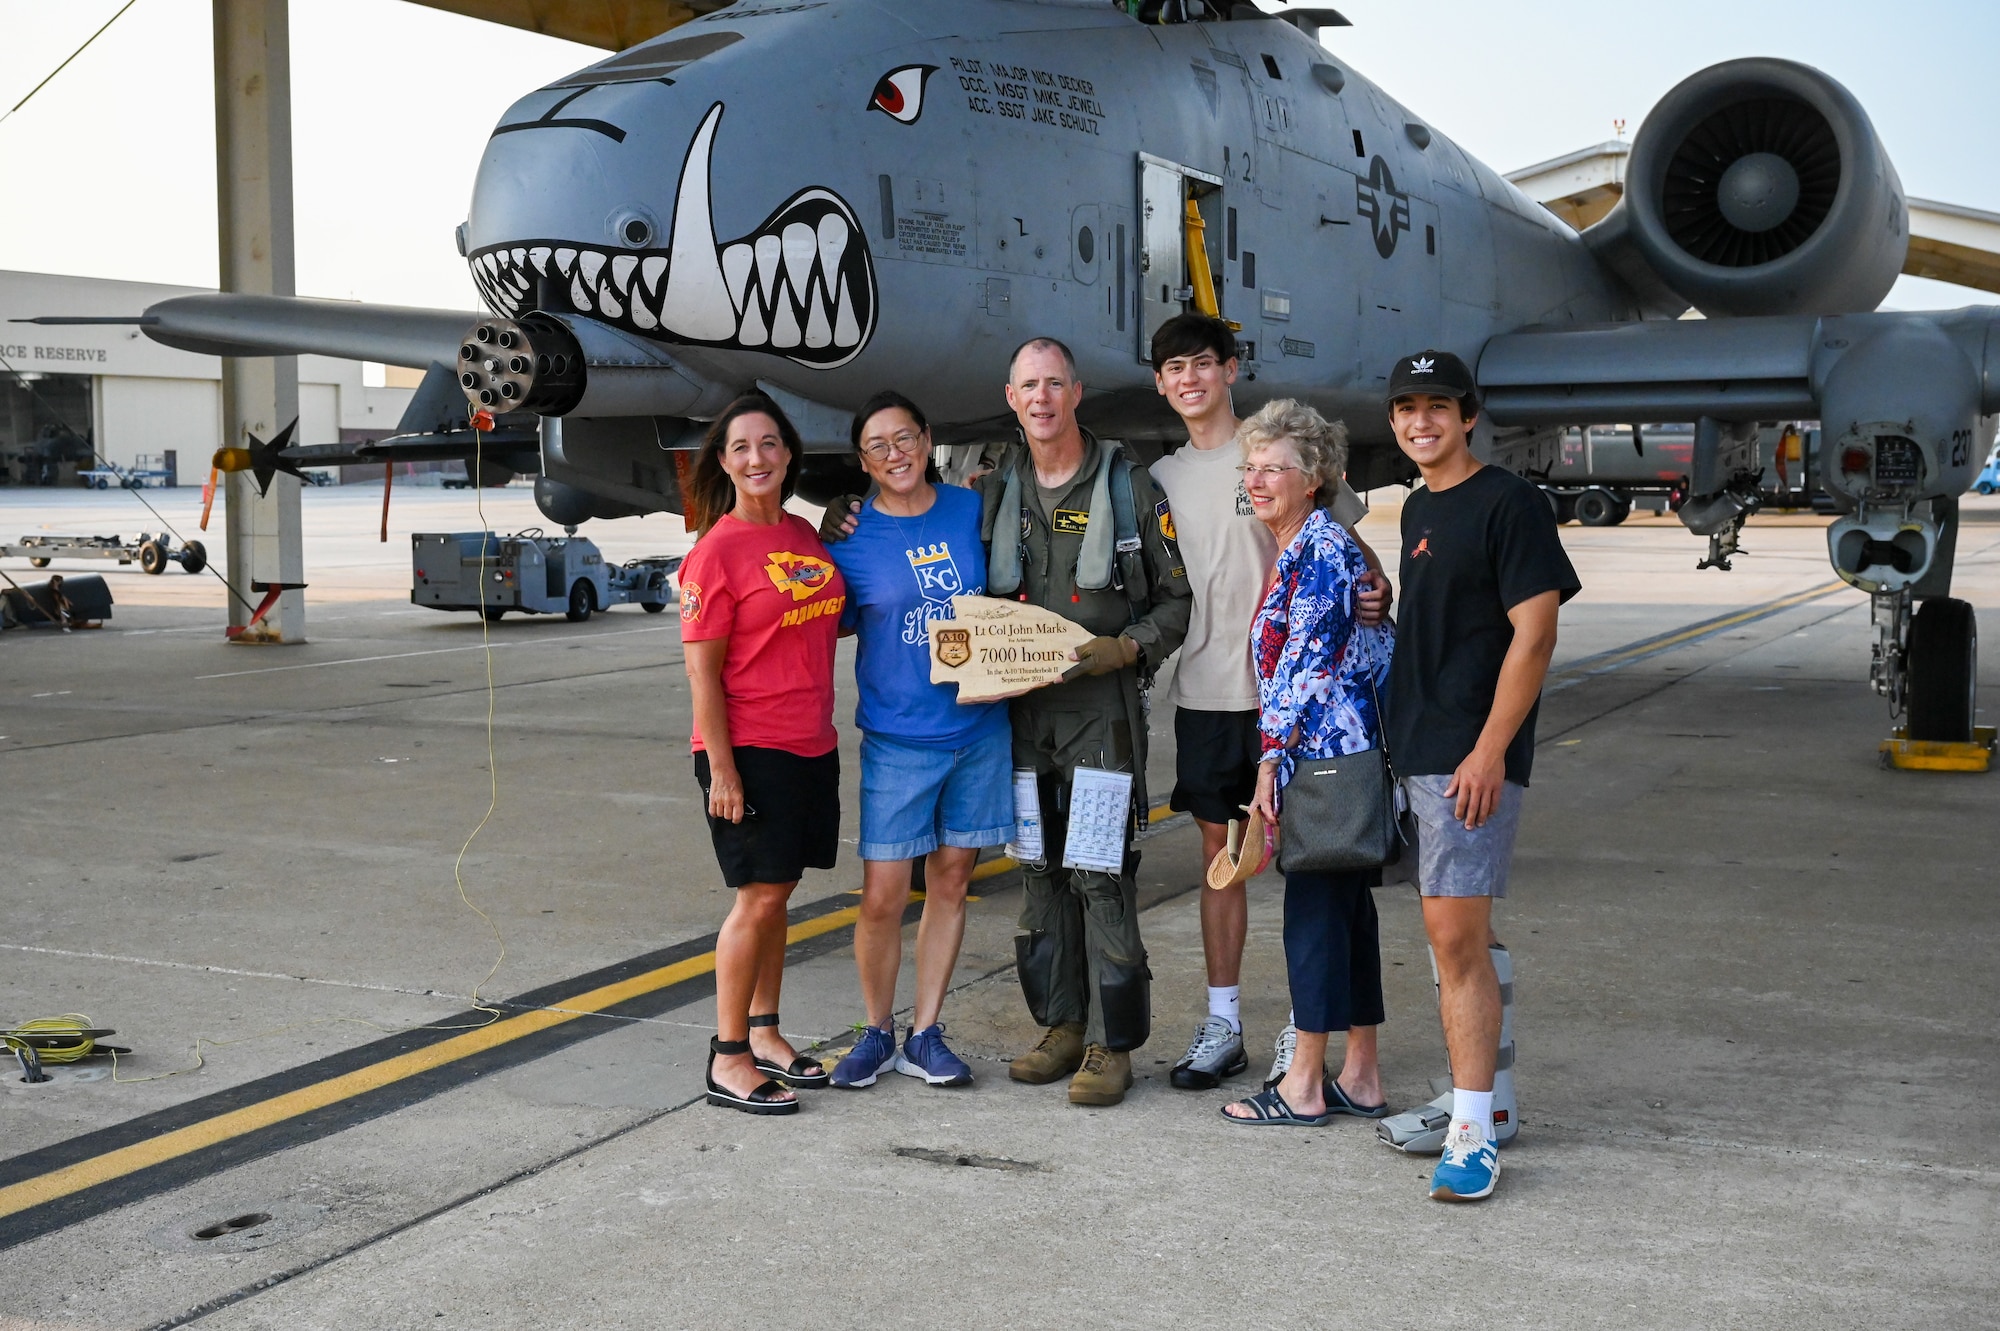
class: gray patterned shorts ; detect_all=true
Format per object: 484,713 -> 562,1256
1402,773 -> 1524,899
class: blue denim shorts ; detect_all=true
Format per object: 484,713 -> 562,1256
858,724 -> 1014,861
1403,773 -> 1524,899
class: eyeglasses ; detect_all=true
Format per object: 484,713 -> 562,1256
1236,464 -> 1301,479
860,430 -> 926,462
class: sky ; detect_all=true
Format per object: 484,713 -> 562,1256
0,0 -> 1994,312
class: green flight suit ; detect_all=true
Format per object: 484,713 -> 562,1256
975,430 -> 1191,1050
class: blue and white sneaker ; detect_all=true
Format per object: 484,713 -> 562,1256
831,1022 -> 897,1089
895,1022 -> 974,1087
1429,1120 -> 1501,1202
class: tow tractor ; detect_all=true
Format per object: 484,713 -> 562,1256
411,529 -> 678,622
1,532 -> 207,575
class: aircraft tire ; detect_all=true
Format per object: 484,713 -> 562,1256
139,540 -> 168,575
566,580 -> 595,623
1574,488 -> 1621,527
1905,597 -> 1976,743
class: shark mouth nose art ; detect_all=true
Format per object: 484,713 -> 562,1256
466,102 -> 876,370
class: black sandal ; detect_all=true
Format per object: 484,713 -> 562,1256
748,1013 -> 830,1088
706,1037 -> 800,1115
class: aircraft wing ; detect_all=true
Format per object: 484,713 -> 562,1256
135,293 -> 480,369
1476,306 -> 2000,427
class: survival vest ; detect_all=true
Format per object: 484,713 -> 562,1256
984,437 -> 1152,629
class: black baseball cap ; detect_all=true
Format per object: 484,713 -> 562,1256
1385,349 -> 1478,409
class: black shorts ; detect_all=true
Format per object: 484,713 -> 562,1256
1170,708 -> 1262,826
694,746 -> 841,888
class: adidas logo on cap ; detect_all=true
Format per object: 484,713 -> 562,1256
1385,348 -> 1478,407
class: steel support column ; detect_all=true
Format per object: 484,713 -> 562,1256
214,0 -> 304,642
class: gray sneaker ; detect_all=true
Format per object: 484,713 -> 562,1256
1264,1021 -> 1297,1089
1170,1015 -> 1247,1090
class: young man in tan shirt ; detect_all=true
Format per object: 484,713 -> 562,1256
1146,313 -> 1390,1091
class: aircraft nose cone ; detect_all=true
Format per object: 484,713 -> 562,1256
1717,152 -> 1801,234
464,99 -> 876,370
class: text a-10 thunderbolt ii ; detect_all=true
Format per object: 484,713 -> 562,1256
99,0 -> 1999,744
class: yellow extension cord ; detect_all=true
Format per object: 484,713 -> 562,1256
7,433 -> 512,1085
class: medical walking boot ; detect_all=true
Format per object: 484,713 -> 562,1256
1067,1044 -> 1133,1106
1378,944 -> 1520,1154
1009,1022 -> 1085,1084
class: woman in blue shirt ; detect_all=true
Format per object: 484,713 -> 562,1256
826,391 -> 1013,1089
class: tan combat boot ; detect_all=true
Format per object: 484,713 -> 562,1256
1009,1022 -> 1086,1084
1067,1043 -> 1133,1106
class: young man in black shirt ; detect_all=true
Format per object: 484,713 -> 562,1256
1381,350 -> 1579,1203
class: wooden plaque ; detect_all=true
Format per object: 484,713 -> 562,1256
928,595 -> 1096,703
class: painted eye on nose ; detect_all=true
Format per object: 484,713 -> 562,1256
869,64 -> 937,124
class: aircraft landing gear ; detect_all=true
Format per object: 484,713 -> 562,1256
1869,589 -> 1912,718
1874,590 -> 1989,767
1906,597 -> 1977,743
1876,592 -> 1981,742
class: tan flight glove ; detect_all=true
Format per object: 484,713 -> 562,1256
1071,634 -> 1140,676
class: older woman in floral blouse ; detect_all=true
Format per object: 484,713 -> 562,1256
1223,399 -> 1397,1127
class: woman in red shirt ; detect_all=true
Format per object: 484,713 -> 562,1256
679,394 -> 848,1115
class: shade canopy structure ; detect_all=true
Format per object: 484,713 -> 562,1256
400,0 -> 729,51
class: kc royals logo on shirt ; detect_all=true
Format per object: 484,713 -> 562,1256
904,542 -> 972,645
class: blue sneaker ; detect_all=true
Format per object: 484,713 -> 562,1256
895,1023 -> 973,1087
1429,1120 -> 1501,1202
830,1022 -> 897,1089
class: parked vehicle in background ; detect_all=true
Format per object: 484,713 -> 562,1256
1976,445 -> 2000,495
1529,422 -> 1833,525
78,462 -> 168,490
410,530 -> 678,622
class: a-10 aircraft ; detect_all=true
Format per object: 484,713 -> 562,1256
61,0 -> 2000,739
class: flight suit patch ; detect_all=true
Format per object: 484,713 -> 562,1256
1052,508 -> 1090,534
1154,498 -> 1177,543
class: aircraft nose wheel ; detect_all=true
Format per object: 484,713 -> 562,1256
1905,597 -> 1977,742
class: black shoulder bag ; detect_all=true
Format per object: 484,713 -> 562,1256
1276,674 -> 1402,874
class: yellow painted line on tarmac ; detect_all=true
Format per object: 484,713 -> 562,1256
0,806 -> 1193,1223
0,908 -> 860,1222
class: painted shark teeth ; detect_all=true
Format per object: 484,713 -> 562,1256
465,101 -> 874,370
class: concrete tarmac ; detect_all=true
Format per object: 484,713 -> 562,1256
1,485 -> 1996,1329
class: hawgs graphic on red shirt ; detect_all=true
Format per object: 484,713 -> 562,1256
765,551 -> 836,600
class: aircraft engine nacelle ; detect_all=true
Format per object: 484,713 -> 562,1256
1815,317 -> 1988,593
1617,58 -> 1907,319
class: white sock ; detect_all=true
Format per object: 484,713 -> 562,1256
1207,986 -> 1242,1033
1451,1087 -> 1495,1140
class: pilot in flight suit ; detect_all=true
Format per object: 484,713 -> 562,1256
977,423 -> 1191,1105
